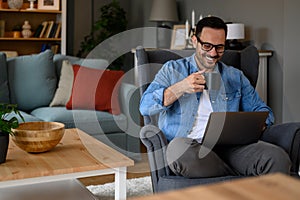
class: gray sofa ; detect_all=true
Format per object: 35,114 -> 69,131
0,50 -> 141,160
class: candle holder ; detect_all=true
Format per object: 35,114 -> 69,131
185,27 -> 195,49
27,0 -> 36,10
185,38 -> 193,49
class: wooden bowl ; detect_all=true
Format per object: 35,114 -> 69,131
11,122 -> 65,153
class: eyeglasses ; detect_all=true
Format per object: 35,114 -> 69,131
196,37 -> 225,53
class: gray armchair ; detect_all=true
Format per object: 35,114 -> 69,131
136,46 -> 300,193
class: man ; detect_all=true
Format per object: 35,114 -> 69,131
139,16 -> 291,178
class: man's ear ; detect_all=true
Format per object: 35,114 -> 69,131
191,35 -> 197,48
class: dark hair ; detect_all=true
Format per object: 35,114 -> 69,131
195,16 -> 227,38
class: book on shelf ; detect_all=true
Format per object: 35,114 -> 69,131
35,21 -> 60,39
49,22 -> 58,38
54,22 -> 61,38
33,24 -> 43,38
40,43 -> 60,54
39,21 -> 48,38
0,21 -> 4,38
50,44 -> 60,54
44,21 -> 54,38
40,43 -> 50,52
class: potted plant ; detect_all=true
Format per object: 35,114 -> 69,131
12,24 -> 22,38
0,103 -> 24,164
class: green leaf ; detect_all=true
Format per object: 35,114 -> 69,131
0,103 -> 24,135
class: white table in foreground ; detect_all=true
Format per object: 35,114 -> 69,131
0,128 -> 134,200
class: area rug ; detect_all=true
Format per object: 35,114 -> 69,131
87,176 -> 153,200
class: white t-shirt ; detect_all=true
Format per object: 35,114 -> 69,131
188,90 -> 213,143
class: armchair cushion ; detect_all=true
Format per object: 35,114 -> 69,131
157,175 -> 239,192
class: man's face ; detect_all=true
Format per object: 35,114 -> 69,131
192,27 -> 226,71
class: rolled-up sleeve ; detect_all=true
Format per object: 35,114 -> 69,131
139,62 -> 176,116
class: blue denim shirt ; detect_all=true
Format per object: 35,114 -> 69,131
139,54 -> 274,141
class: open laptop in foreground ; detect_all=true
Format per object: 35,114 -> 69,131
201,111 -> 269,147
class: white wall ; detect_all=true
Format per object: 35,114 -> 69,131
283,0 -> 300,122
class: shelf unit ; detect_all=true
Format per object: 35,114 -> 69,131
0,0 -> 66,55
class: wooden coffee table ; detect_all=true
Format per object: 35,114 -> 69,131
0,128 -> 134,200
130,173 -> 300,200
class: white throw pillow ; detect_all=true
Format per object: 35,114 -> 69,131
49,60 -> 74,107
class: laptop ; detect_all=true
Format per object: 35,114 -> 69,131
201,111 -> 269,147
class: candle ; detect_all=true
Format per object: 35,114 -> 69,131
192,10 -> 195,28
185,20 -> 189,39
199,14 -> 203,20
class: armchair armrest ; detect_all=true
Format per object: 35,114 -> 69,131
140,125 -> 172,192
261,122 -> 300,176
119,82 -> 141,157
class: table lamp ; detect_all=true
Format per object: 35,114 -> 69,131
226,23 -> 245,50
149,0 -> 179,28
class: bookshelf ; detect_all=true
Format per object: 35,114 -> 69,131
0,0 -> 66,55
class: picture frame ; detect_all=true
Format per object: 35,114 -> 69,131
38,0 -> 60,10
170,25 -> 189,50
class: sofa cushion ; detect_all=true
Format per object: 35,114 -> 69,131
6,110 -> 43,123
51,57 -> 110,107
7,50 -> 57,112
30,107 -> 127,134
72,59 -> 109,69
53,54 -> 82,77
50,60 -> 74,107
0,52 -> 9,103
66,65 -> 124,114
53,54 -> 109,77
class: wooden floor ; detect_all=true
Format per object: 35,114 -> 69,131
79,144 -> 150,186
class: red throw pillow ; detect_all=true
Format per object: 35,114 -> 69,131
66,65 -> 124,115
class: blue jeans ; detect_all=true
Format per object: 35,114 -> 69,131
166,138 -> 291,178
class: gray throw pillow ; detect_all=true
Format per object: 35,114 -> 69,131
7,50 -> 57,111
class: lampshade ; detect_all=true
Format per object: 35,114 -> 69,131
149,0 -> 179,22
226,23 -> 245,40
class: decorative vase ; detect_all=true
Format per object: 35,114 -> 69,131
7,0 -> 23,9
22,20 -> 32,38
0,131 -> 9,164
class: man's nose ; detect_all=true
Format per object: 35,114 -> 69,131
209,47 -> 218,56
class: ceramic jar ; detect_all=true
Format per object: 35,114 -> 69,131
7,0 -> 24,9
22,20 -> 32,38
